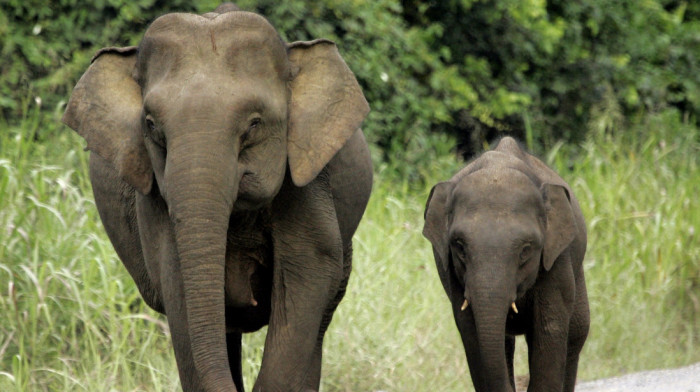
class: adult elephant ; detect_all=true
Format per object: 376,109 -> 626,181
62,4 -> 372,392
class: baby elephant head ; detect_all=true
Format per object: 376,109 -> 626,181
423,158 -> 579,320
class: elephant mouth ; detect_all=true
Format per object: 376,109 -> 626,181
235,172 -> 269,210
224,209 -> 274,332
459,297 -> 519,314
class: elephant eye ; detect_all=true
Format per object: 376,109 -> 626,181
144,115 -> 165,148
241,117 -> 262,146
145,116 -> 156,132
519,243 -> 533,264
451,239 -> 468,259
249,117 -> 261,130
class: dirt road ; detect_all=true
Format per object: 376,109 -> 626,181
576,362 -> 700,392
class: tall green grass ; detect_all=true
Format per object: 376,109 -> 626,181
1,109 -> 698,391
0,118 -> 179,392
561,110 -> 700,378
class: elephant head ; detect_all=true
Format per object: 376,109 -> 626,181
63,9 -> 368,391
423,138 -> 580,391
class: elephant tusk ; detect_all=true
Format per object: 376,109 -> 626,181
460,299 -> 469,311
511,302 -> 519,314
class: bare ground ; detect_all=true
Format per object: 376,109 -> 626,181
575,362 -> 700,392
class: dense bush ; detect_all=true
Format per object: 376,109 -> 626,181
401,0 -> 700,156
0,0 -> 220,124
2,1 -> 699,173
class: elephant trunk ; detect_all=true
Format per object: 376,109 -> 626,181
468,269 -> 514,392
166,133 -> 239,391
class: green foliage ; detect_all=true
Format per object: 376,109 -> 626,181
3,1 -> 699,175
401,0 -> 700,157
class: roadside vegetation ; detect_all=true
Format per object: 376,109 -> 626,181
1,108 -> 698,391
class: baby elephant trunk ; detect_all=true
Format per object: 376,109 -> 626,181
467,267 -> 516,392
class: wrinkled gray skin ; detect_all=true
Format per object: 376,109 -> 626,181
62,4 -> 372,392
423,137 -> 589,392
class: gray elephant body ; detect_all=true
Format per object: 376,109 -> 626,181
423,137 -> 589,392
65,5 -> 371,392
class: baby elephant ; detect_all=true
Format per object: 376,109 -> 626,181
423,137 -> 589,392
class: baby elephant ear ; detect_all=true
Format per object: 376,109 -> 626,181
62,47 -> 152,195
287,39 -> 369,187
423,181 -> 455,274
541,183 -> 578,271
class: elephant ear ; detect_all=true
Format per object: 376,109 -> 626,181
62,46 -> 152,195
287,39 -> 369,187
541,183 -> 578,271
423,181 -> 455,274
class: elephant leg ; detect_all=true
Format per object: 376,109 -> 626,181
255,174 -> 344,392
563,274 -> 590,392
525,253 -> 577,392
505,335 -> 516,391
303,242 -> 354,390
255,254 -> 342,391
227,332 -> 245,392
89,153 -> 163,313
304,340 -> 324,391
562,345 -> 582,392
525,304 -> 570,392
255,243 -> 343,391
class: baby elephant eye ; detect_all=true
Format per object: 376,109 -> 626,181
452,239 -> 468,258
